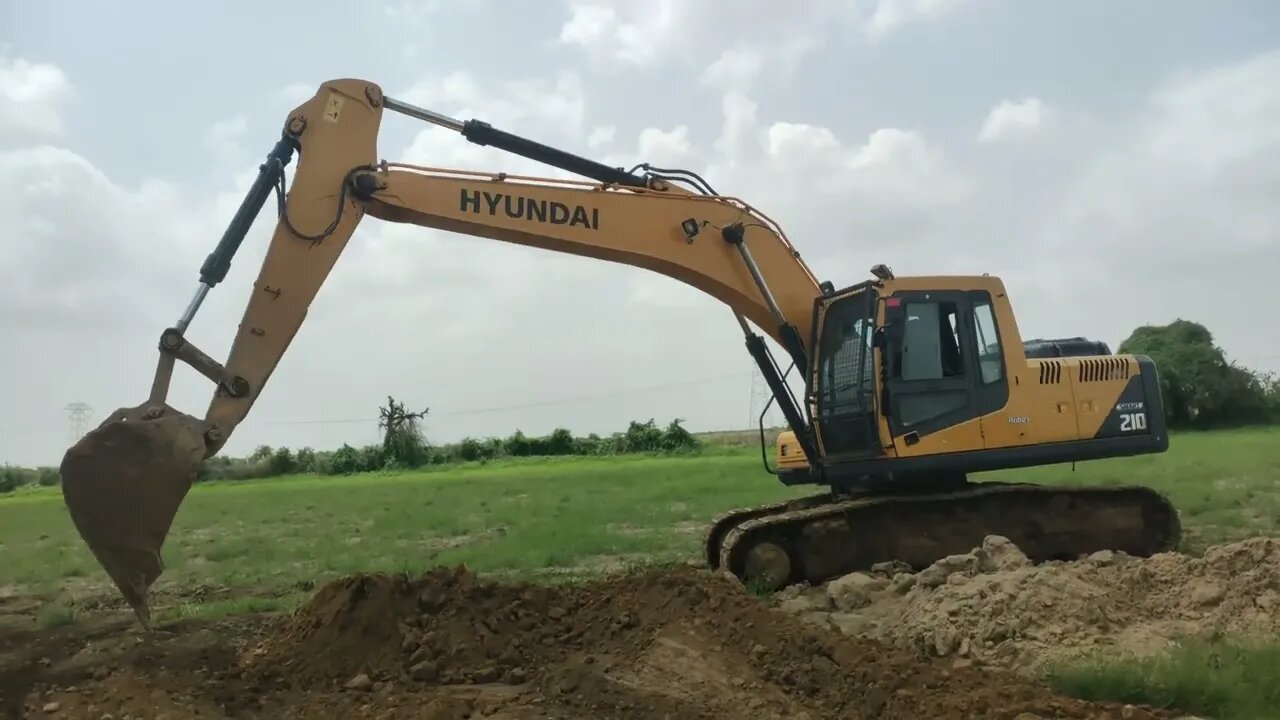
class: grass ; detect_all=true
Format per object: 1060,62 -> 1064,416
0,445 -> 811,615
1043,633 -> 1280,719
2,425 -> 1278,714
2,426 -> 1277,609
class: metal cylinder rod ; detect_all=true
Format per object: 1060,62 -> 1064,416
198,137 -> 297,289
175,283 -> 212,332
734,242 -> 788,329
383,95 -> 648,188
383,96 -> 464,132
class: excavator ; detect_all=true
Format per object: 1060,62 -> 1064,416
59,78 -> 1182,627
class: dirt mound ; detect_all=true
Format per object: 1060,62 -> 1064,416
254,565 -> 567,686
239,563 -> 1175,719
779,535 -> 1280,671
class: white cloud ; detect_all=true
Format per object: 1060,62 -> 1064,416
863,0 -> 971,41
1027,49 -> 1280,362
558,1 -> 841,78
556,0 -> 947,72
711,91 -> 760,164
0,138 -> 286,467
700,48 -> 764,92
376,0 -> 449,26
0,55 -> 74,145
203,115 -> 249,157
558,0 -> 682,68
276,82 -> 314,106
586,125 -> 616,148
398,70 -> 588,138
716,118 -> 974,279
979,97 -> 1048,143
0,147 -> 200,330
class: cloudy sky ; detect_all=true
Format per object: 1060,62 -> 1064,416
3,1 -> 1278,467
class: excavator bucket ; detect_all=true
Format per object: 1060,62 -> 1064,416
59,404 -> 208,628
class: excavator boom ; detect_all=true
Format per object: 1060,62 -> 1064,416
59,78 -> 1180,625
181,81 -> 821,458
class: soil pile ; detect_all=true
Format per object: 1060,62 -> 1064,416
237,563 -> 1175,719
251,565 -> 571,686
779,535 -> 1280,671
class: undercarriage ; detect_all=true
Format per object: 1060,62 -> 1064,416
705,481 -> 1182,591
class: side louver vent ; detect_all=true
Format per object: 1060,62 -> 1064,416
1079,357 -> 1130,383
1039,361 -> 1064,384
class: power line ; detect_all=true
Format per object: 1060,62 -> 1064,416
7,349 -> 1279,437
0,371 -> 758,436
747,362 -> 786,429
257,369 -> 756,427
64,402 -> 93,444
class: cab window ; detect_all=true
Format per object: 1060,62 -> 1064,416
971,298 -> 1004,384
896,300 -> 963,381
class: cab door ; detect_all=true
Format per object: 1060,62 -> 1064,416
809,284 -> 881,460
881,290 -> 985,454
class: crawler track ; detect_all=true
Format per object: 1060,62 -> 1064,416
705,482 -> 1182,589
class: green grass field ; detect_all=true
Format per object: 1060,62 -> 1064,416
3,425 -> 1278,717
3,425 -> 1277,620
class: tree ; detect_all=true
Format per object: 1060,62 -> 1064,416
377,395 -> 430,468
249,445 -> 274,464
1118,319 -> 1272,429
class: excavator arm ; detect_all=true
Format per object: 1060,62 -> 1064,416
60,78 -> 829,624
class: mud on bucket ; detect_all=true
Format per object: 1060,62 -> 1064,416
59,406 -> 208,627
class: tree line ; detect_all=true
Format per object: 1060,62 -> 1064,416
0,404 -> 701,493
196,402 -> 700,482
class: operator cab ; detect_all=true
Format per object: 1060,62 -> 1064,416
806,266 -> 1012,468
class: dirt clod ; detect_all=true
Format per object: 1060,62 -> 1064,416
344,673 -> 373,692
783,534 -> 1280,672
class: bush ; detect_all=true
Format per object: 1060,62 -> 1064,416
456,437 -> 492,462
268,447 -> 297,476
2,416 -> 707,488
35,467 -> 60,487
0,465 -> 60,493
1119,319 -> 1277,429
326,444 -> 364,475
0,465 -> 26,494
295,447 -> 317,473
358,444 -> 387,472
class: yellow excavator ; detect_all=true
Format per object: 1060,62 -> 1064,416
60,78 -> 1181,626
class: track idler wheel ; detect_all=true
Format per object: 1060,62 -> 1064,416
740,538 -> 795,593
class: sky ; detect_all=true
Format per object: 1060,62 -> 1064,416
2,0 -> 1278,467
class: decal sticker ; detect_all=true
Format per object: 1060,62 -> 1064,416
1119,412 -> 1148,432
